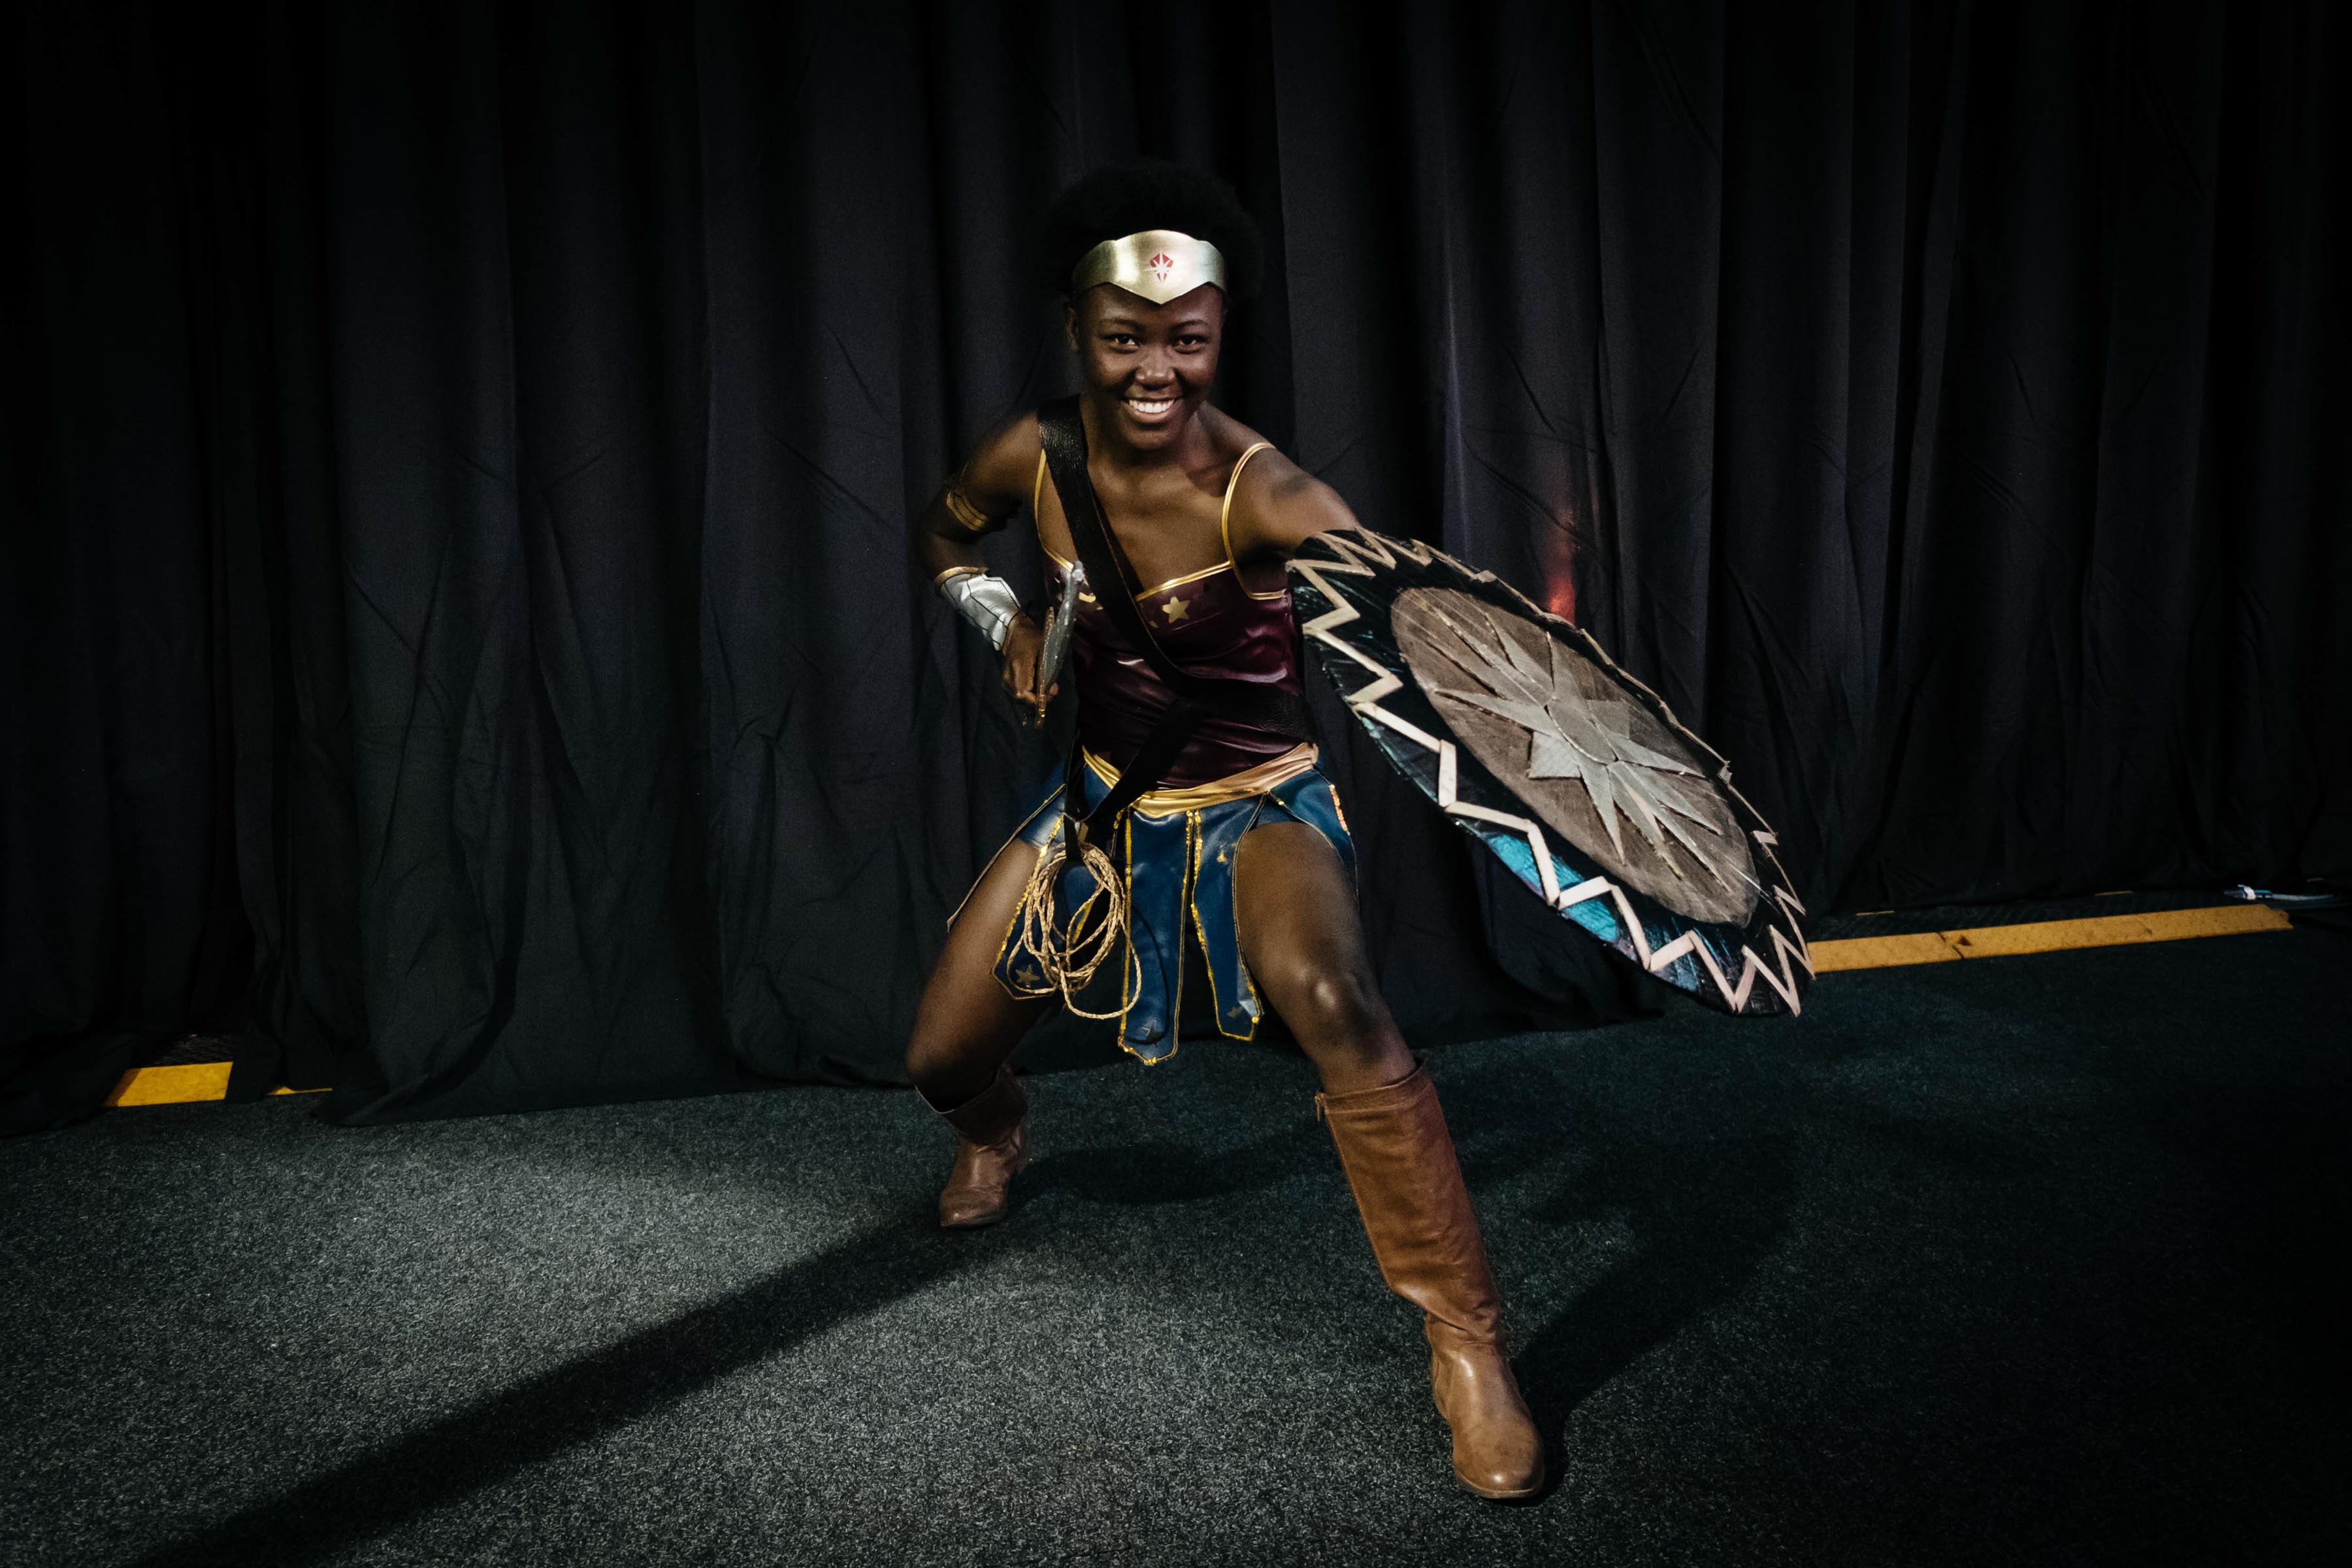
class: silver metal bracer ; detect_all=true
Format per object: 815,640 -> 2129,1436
936,568 -> 1024,651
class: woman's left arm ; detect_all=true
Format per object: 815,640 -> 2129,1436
1224,450 -> 1361,570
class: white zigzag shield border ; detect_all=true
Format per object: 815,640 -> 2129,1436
1288,529 -> 1811,1017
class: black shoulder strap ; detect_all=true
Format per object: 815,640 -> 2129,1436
1035,397 -> 1313,838
1037,397 -> 1312,736
1038,398 -> 1145,600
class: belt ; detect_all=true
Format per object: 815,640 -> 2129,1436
1081,742 -> 1320,818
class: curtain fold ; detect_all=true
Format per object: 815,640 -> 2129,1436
5,0 -> 2343,1130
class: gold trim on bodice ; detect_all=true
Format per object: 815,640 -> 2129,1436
1033,440 -> 1286,601
1220,442 -> 1285,600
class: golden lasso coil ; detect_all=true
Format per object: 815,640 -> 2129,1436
1002,829 -> 1132,1019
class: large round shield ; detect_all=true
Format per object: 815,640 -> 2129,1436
1288,529 -> 1810,1017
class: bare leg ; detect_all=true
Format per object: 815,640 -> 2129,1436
906,836 -> 1055,1108
1231,821 -> 1414,1094
905,837 -> 1057,1228
1233,819 -> 1544,1500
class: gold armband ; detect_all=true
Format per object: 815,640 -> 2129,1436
941,482 -> 999,534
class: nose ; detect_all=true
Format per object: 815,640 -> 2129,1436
1132,351 -> 1177,389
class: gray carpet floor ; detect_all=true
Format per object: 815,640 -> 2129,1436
3,924 -> 2345,1566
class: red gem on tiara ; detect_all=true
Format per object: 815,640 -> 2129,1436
1149,252 -> 1173,281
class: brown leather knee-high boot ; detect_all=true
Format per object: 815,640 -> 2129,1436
1318,1062 -> 1544,1500
924,1065 -> 1029,1229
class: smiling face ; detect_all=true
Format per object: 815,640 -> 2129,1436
1066,284 -> 1226,451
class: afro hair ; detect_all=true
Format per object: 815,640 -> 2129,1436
1037,161 -> 1266,304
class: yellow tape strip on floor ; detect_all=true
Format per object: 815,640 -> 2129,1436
105,1062 -> 233,1107
104,1064 -> 323,1109
99,908 -> 2295,1105
1808,904 -> 2291,973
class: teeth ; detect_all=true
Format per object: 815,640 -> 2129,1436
1128,397 -> 1175,415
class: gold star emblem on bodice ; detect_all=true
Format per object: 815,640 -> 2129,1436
1160,595 -> 1190,623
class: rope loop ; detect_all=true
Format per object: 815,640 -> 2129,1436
1004,826 -> 1132,1019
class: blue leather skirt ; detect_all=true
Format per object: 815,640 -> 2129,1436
984,748 -> 1354,1063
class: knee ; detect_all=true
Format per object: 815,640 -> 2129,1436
1272,966 -> 1390,1050
903,1030 -> 965,1103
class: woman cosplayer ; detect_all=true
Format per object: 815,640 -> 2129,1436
907,166 -> 1543,1501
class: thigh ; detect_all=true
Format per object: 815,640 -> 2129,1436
906,836 -> 1056,1100
1232,820 -> 1410,1090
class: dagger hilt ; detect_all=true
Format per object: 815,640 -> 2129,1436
1038,561 -> 1086,700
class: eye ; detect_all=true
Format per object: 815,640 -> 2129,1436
1102,332 -> 1139,348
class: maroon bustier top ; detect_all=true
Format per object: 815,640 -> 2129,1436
1045,548 -> 1307,788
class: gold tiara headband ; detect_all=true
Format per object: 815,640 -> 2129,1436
1069,229 -> 1227,304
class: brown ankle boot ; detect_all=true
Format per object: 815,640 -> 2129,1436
926,1066 -> 1029,1229
1318,1062 -> 1544,1501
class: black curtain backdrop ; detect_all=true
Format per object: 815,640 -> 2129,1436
5,1 -> 2344,1129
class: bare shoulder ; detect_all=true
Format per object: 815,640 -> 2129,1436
1225,442 -> 1359,561
956,410 -> 1042,510
1201,406 -> 1273,460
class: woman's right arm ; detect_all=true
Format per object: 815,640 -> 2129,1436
917,413 -> 1052,721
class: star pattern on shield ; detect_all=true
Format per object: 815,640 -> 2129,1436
1419,600 -> 1743,889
